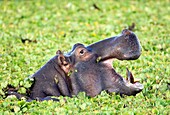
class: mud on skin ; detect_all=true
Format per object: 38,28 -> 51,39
7,29 -> 143,101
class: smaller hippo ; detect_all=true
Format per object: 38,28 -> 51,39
8,50 -> 72,101
67,43 -> 143,97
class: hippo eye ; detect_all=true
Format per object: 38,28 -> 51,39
63,63 -> 68,66
79,49 -> 85,55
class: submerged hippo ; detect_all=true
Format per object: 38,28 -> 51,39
7,29 -> 143,101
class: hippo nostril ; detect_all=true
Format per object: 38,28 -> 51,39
122,29 -> 131,36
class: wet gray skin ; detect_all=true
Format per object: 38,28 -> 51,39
68,43 -> 143,97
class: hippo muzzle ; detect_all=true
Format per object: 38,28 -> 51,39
86,29 -> 141,61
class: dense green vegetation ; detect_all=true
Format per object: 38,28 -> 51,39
0,0 -> 169,114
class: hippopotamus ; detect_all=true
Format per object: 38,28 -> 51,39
7,29 -> 143,101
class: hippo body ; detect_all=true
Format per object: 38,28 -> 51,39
8,51 -> 72,101
29,56 -> 68,99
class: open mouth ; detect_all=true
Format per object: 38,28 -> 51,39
101,58 -> 144,94
97,29 -> 143,93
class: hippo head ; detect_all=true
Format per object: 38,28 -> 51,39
66,41 -> 143,96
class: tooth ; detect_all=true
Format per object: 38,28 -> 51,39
96,56 -> 102,63
126,68 -> 134,83
133,78 -> 141,82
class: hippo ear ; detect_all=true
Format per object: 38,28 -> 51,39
58,54 -> 68,66
56,50 -> 62,55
